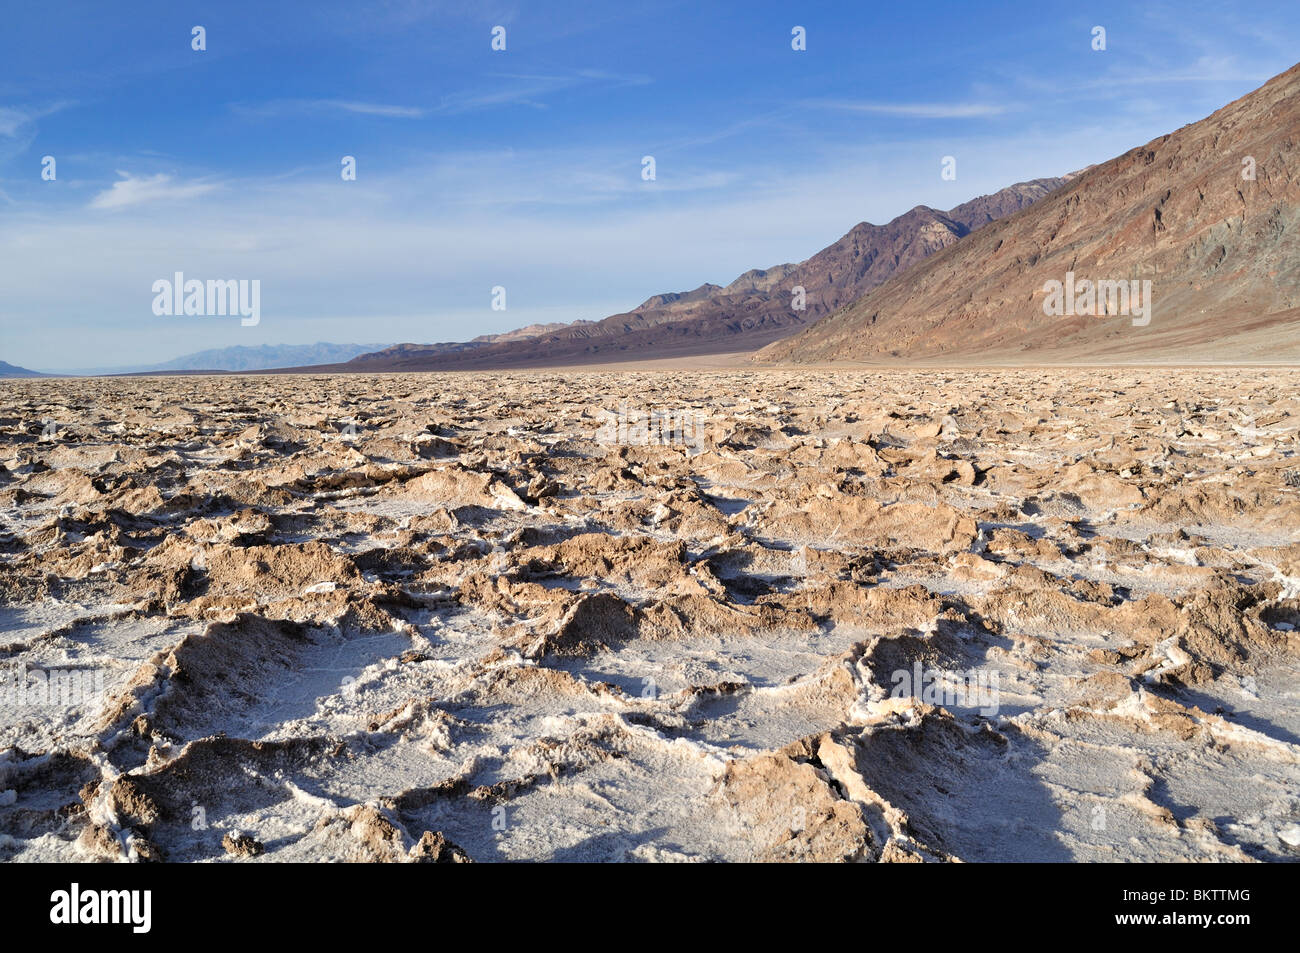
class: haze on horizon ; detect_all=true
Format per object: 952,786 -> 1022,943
2,0 -> 1299,371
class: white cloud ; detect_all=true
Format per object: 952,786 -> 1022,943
89,172 -> 218,210
0,101 -> 73,137
0,108 -> 28,137
232,72 -> 651,122
319,100 -> 426,118
407,70 -> 651,115
806,100 -> 1011,119
233,99 -> 426,119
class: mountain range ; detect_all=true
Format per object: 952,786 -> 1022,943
14,64 -> 1296,377
151,342 -> 392,372
47,343 -> 393,376
760,62 -> 1300,364
307,176 -> 1068,372
0,361 -> 45,378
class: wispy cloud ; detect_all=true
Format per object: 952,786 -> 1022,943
0,101 -> 73,137
89,172 -> 218,210
232,71 -> 652,122
233,98 -> 427,119
997,55 -> 1277,101
432,70 -> 651,114
318,100 -> 426,118
805,100 -> 1011,119
0,108 -> 29,137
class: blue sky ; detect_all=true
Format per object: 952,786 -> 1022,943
2,0 -> 1298,371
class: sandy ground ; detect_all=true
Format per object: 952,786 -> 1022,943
1,368 -> 1298,862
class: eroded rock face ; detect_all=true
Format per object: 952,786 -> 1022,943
1,369 -> 1298,862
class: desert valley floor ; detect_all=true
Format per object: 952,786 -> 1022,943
1,369 -> 1298,862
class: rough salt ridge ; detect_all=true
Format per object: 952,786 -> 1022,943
0,369 -> 1297,862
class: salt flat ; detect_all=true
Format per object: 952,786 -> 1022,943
1,369 -> 1297,862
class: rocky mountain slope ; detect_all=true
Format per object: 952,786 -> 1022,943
760,63 -> 1300,365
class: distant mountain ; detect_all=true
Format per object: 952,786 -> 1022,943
0,361 -> 45,378
760,63 -> 1300,365
349,325 -> 592,367
316,176 -> 1067,373
136,342 -> 392,373
472,321 -> 593,344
